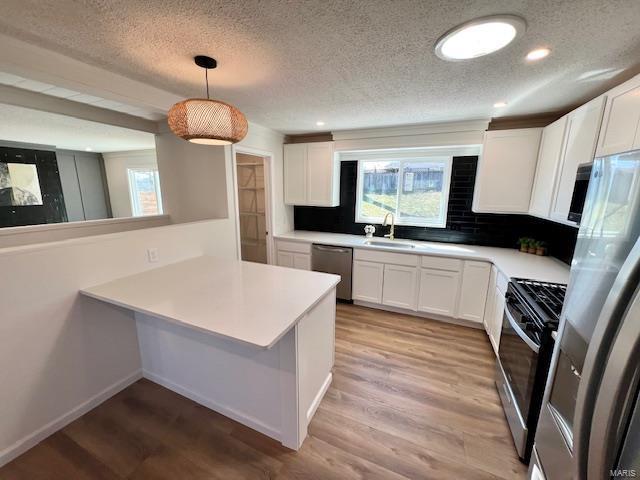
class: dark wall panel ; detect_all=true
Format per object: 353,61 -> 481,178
294,157 -> 578,265
0,146 -> 67,227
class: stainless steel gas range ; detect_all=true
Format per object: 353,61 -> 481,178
496,278 -> 566,463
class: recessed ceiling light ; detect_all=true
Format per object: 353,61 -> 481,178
85,147 -> 93,151
493,101 -> 508,108
435,15 -> 526,61
526,47 -> 551,61
316,121 -> 325,126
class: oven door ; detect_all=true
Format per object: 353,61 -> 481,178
497,296 -> 541,454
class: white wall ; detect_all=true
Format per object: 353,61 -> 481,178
102,149 -> 159,218
236,122 -> 292,235
155,128 -> 230,224
331,120 -> 489,151
0,219 -> 238,466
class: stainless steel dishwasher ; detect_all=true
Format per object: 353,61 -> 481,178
311,244 -> 353,301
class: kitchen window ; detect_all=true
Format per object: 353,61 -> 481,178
355,156 -> 452,228
128,167 -> 163,217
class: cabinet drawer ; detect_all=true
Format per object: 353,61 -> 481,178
354,248 -> 418,267
276,240 -> 311,254
420,255 -> 462,272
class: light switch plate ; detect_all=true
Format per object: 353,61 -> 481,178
147,248 -> 159,263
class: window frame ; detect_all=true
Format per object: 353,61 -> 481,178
355,155 -> 453,228
127,167 -> 163,217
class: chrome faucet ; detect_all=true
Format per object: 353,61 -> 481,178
382,212 -> 395,240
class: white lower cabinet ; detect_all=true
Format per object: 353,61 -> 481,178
277,251 -> 311,270
489,288 -> 506,353
382,264 -> 418,310
352,249 -> 492,325
352,260 -> 384,303
293,253 -> 311,270
457,261 -> 491,323
483,267 -> 498,333
277,250 -> 294,268
276,240 -> 311,271
417,268 -> 460,316
483,266 -> 506,355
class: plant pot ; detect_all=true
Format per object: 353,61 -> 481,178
528,247 -> 537,254
536,247 -> 547,256
520,245 -> 528,252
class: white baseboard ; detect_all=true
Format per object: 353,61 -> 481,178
0,369 -> 142,468
306,372 -> 332,423
353,300 -> 484,330
142,370 -> 282,443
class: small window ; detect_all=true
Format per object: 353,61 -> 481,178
128,168 -> 163,217
356,156 -> 452,228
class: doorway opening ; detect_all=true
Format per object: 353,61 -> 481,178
235,152 -> 270,264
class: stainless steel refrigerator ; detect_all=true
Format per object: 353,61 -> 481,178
532,149 -> 640,479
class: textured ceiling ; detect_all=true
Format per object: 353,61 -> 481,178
0,0 -> 639,134
0,104 -> 156,152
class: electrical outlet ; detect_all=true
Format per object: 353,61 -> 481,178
147,248 -> 159,263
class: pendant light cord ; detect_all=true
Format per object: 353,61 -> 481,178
205,69 -> 210,99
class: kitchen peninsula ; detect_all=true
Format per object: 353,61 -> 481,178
81,255 -> 340,450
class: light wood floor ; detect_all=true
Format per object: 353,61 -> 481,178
1,304 -> 527,479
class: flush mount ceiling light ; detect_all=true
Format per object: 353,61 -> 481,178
526,47 -> 551,61
435,15 -> 526,61
168,56 -> 248,145
493,101 -> 508,108
316,121 -> 325,126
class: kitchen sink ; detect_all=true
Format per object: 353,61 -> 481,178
364,240 -> 416,249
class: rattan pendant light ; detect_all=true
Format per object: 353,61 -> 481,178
168,56 -> 248,145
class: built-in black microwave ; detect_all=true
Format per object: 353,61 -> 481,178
568,162 -> 593,224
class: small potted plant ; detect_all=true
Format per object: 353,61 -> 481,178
535,241 -> 548,256
517,237 -> 531,253
528,240 -> 538,254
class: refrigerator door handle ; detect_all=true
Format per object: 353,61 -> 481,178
586,289 -> 640,479
574,239 -> 640,479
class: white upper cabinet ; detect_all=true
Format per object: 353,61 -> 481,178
306,142 -> 338,205
283,143 -> 307,205
284,141 -> 339,206
529,117 -> 568,219
596,75 -> 640,157
473,128 -> 542,214
549,96 -> 605,224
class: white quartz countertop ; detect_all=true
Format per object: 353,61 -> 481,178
275,231 -> 571,284
81,256 -> 340,349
